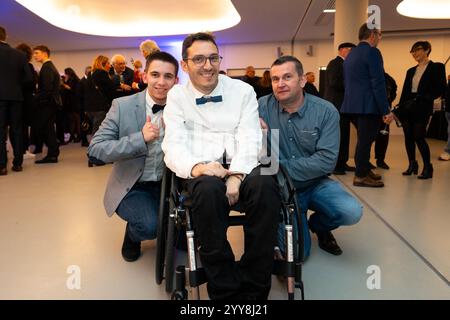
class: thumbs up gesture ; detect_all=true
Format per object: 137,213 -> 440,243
142,115 -> 160,142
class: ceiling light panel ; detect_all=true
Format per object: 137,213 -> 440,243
15,0 -> 241,36
397,0 -> 450,19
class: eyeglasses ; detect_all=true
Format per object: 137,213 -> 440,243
185,54 -> 222,66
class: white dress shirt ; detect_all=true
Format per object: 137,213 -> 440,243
139,91 -> 165,182
162,75 -> 262,179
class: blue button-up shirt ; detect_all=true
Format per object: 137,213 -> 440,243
258,93 -> 340,190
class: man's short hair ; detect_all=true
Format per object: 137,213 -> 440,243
410,41 -> 432,56
358,23 -> 379,41
33,45 -> 51,57
182,32 -> 218,60
145,51 -> 179,76
338,42 -> 356,50
271,55 -> 304,76
139,40 -> 160,56
16,43 -> 33,61
0,26 -> 6,41
111,54 -> 125,65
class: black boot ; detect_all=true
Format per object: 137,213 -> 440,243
418,164 -> 433,179
402,161 -> 418,175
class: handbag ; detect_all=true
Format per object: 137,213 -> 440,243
394,98 -> 416,120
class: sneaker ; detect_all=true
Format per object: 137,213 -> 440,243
438,152 -> 450,161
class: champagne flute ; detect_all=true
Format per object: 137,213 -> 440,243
380,123 -> 389,135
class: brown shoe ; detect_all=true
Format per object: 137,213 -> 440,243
353,175 -> 384,187
368,170 -> 381,181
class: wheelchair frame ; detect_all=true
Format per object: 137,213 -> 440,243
155,166 -> 305,300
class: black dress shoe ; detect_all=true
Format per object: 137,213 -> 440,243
122,224 -> 141,262
35,156 -> 58,164
369,162 -> 376,169
0,167 -> 7,176
12,165 -> 23,172
344,164 -> 356,172
316,231 -> 343,256
333,168 -> 346,175
376,160 -> 390,170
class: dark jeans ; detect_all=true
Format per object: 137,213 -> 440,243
183,166 -> 280,300
116,182 -> 161,242
0,100 -> 23,167
352,114 -> 381,177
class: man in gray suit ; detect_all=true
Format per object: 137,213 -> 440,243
88,52 -> 178,262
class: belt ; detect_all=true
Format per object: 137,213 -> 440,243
135,180 -> 161,188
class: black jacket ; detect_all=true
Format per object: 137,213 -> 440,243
323,56 -> 344,109
36,60 -> 62,107
0,42 -> 32,101
399,61 -> 446,119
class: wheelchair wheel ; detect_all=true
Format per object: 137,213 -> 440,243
155,168 -> 170,285
164,202 -> 176,293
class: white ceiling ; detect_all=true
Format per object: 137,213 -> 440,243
1,0 -> 449,51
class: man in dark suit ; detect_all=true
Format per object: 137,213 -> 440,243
341,23 -> 393,187
303,72 -> 320,97
33,45 -> 61,164
323,42 -> 356,175
109,54 -> 133,96
0,26 -> 32,175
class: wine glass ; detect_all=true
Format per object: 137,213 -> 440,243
380,123 -> 389,135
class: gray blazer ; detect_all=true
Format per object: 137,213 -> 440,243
88,91 -> 155,216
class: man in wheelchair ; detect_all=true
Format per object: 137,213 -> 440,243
88,52 -> 178,262
259,55 -> 363,259
161,32 -> 281,300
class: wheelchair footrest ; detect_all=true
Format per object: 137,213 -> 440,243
189,267 -> 207,288
272,260 -> 296,277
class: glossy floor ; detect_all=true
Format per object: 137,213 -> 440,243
0,136 -> 449,299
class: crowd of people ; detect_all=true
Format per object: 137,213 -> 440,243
1,22 -> 449,300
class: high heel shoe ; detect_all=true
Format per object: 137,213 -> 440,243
418,164 -> 433,179
402,161 -> 418,175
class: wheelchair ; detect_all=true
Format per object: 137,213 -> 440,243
155,165 -> 305,300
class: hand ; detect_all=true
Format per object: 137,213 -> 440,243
120,83 -> 132,91
226,175 -> 241,206
191,161 -> 229,178
132,82 -> 139,90
259,118 -> 268,130
142,115 -> 160,142
383,112 -> 393,124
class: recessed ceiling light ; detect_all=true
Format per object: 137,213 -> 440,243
14,0 -> 241,37
397,0 -> 450,19
323,9 -> 336,13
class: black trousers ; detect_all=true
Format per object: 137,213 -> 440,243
335,113 -> 352,170
0,100 -> 23,168
352,114 -> 381,178
183,166 -> 280,300
375,119 -> 389,162
402,115 -> 431,166
36,102 -> 59,158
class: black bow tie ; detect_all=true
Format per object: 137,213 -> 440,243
196,95 -> 223,105
152,104 -> 165,114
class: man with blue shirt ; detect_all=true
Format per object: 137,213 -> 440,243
259,55 -> 362,257
88,52 -> 178,262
